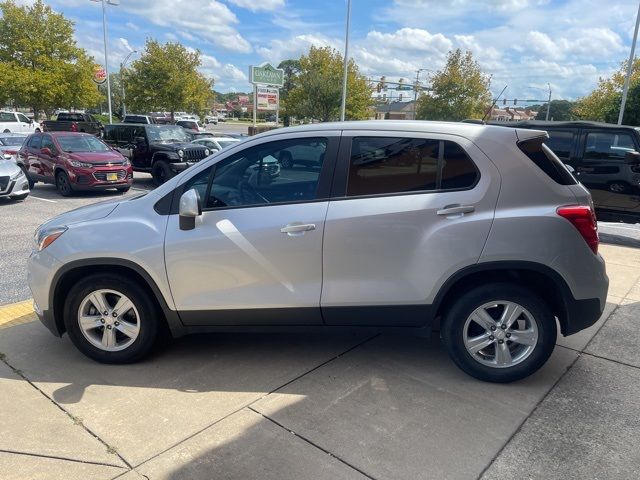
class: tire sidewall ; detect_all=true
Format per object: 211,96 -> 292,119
63,274 -> 159,363
151,161 -> 171,186
441,283 -> 557,383
56,171 -> 73,196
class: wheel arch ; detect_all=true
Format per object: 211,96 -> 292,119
151,152 -> 174,166
433,261 -> 573,335
50,258 -> 185,337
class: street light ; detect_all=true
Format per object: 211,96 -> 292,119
413,68 -> 431,120
120,50 -> 137,117
339,0 -> 352,122
619,1 -> 640,125
90,0 -> 119,124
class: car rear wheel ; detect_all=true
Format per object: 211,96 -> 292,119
63,274 -> 161,363
151,160 -> 172,186
56,171 -> 73,197
441,283 -> 556,383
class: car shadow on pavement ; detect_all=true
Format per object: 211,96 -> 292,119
0,302 -> 604,479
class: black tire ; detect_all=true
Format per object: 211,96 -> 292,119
117,186 -> 131,193
3,129 -> 10,133
63,273 -> 161,364
151,160 -> 173,186
441,283 -> 556,383
56,171 -> 73,197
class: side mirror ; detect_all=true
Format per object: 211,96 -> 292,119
179,188 -> 202,231
625,151 -> 640,164
40,147 -> 53,156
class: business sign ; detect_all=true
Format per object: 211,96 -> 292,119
256,87 -> 279,111
93,65 -> 107,85
249,63 -> 284,87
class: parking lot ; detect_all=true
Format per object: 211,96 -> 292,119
2,132 -> 640,478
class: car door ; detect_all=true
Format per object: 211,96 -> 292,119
321,131 -> 500,326
577,129 -> 640,215
16,113 -> 32,133
25,134 -> 43,179
39,134 -> 58,181
164,132 -> 339,325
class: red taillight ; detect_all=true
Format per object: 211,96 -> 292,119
70,122 -> 78,132
557,205 -> 599,254
4,149 -> 17,155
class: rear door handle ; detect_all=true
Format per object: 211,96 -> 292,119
437,205 -> 475,217
281,223 -> 316,235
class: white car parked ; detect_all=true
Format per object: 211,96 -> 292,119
0,111 -> 41,133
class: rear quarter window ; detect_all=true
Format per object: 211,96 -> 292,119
518,136 -> 577,185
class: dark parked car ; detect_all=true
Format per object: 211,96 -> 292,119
103,124 -> 210,185
491,121 -> 640,223
19,132 -> 133,196
42,113 -> 103,136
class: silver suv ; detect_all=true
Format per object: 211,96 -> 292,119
28,121 -> 608,383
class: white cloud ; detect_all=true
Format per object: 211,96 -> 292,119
256,33 -> 340,63
226,0 -> 284,12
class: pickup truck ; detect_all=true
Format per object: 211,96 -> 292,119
42,112 -> 103,136
0,111 -> 41,133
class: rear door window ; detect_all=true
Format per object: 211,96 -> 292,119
584,132 -> 636,161
347,137 -> 478,197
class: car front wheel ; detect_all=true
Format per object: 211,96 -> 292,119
151,160 -> 173,186
441,283 -> 556,383
63,274 -> 161,363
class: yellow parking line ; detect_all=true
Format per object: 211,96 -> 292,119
0,300 -> 37,330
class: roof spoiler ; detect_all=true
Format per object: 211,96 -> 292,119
515,128 -> 548,142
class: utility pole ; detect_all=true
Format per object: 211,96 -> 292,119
339,0 -> 352,122
619,1 -> 640,125
91,0 -> 119,124
120,50 -> 137,118
413,69 -> 427,120
545,83 -> 552,121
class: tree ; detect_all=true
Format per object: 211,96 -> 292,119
0,0 -> 101,119
416,49 -> 491,121
277,59 -> 300,126
573,58 -> 640,123
286,46 -> 372,122
126,39 -> 214,119
534,100 -> 576,121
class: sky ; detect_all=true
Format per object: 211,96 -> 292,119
23,0 -> 640,103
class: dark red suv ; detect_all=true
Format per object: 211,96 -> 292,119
19,132 -> 133,196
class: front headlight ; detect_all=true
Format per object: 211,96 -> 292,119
34,226 -> 68,252
178,149 -> 184,158
122,158 -> 130,166
10,169 -> 25,180
204,149 -> 210,156
69,160 -> 93,168
3,153 -> 12,160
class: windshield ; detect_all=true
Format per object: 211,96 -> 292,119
0,136 -> 26,146
146,126 -> 190,143
217,140 -> 239,149
57,135 -> 110,153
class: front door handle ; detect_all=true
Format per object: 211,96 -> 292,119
281,223 -> 316,235
437,205 -> 475,217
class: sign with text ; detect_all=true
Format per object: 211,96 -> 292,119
256,87 -> 279,111
93,65 -> 107,85
249,63 -> 284,87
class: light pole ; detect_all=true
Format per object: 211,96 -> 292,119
120,50 -> 137,118
619,1 -> 640,125
339,0 -> 352,122
90,0 -> 119,124
545,83 -> 552,121
413,68 -> 429,120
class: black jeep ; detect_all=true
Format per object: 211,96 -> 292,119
104,124 -> 210,185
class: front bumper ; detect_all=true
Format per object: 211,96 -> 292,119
0,174 -> 29,198
67,166 -> 134,190
28,248 -> 63,336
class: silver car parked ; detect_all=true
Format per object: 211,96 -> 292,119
0,155 -> 30,200
28,121 -> 608,382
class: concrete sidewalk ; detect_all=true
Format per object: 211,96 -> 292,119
0,243 -> 639,480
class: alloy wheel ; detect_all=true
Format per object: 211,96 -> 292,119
77,289 -> 141,352
462,301 -> 539,368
